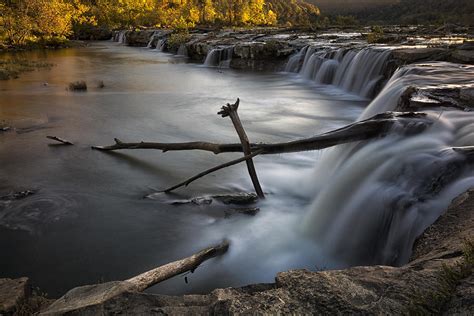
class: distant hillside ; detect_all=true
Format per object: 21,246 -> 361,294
363,0 -> 474,26
308,0 -> 398,14
309,0 -> 473,26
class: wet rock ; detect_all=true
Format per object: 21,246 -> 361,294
212,193 -> 258,205
461,87 -> 474,102
397,86 -> 474,111
126,30 -> 156,47
451,49 -> 474,64
458,41 -> 474,51
391,48 -> 450,64
224,207 -> 260,218
170,197 -> 213,206
0,277 -> 31,315
1,190 -> 36,201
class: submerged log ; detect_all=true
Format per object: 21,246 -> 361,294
92,112 -> 433,155
41,241 -> 229,315
47,136 -> 74,145
218,99 -> 264,198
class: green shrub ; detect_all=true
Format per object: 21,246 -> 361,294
167,32 -> 191,52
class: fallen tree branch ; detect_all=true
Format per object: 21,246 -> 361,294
218,98 -> 264,198
92,112 -> 432,155
47,135 -> 74,145
161,149 -> 264,193
126,240 -> 230,292
41,240 -> 230,315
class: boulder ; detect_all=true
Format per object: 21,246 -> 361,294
391,48 -> 450,64
451,49 -> 474,64
126,30 -> 155,47
0,277 -> 31,314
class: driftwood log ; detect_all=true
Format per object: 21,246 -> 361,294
41,241 -> 229,315
218,99 -> 264,198
92,111 -> 433,155
47,136 -> 74,145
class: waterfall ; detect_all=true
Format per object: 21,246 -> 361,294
147,31 -> 159,48
285,46 -> 391,98
203,46 -> 234,68
117,31 -> 127,44
301,62 -> 474,267
155,39 -> 166,52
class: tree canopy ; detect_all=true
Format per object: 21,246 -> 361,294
0,0 -> 321,46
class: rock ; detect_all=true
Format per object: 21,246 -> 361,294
40,281 -> 134,315
126,30 -> 155,47
0,277 -> 31,314
443,274 -> 474,315
1,190 -> 36,201
0,126 -> 11,132
170,197 -> 213,206
458,41 -> 474,51
461,88 -> 474,102
224,207 -> 260,217
391,48 -> 450,64
212,193 -> 258,205
451,49 -> 474,64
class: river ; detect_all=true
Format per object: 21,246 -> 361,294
1,41 -> 473,298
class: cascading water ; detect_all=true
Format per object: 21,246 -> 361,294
155,39 -> 166,52
147,31 -> 159,48
117,31 -> 127,44
203,46 -> 234,68
301,62 -> 474,266
285,46 -> 391,98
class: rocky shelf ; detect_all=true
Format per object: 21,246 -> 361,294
111,27 -> 474,72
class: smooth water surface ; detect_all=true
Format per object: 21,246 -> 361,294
0,42 -> 366,297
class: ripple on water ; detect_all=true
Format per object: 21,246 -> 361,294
0,191 -> 78,233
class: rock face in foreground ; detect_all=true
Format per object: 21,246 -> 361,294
39,189 -> 473,315
0,277 -> 30,314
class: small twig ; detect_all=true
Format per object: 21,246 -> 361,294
162,149 -> 264,193
47,136 -> 74,145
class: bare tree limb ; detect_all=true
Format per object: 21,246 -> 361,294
41,241 -> 230,315
162,149 -> 264,193
218,98 -> 264,198
92,112 -> 432,155
47,135 -> 74,145
126,240 -> 230,292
